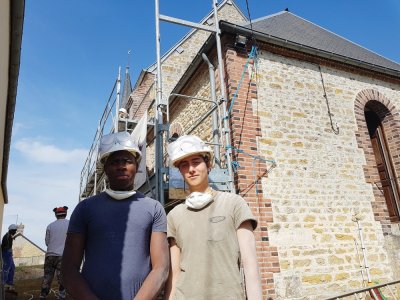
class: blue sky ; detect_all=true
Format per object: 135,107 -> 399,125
3,0 -> 400,248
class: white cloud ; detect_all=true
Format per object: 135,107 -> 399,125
3,180 -> 81,249
3,139 -> 88,248
14,138 -> 87,164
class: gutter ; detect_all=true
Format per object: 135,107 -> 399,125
2,0 -> 25,204
219,20 -> 400,78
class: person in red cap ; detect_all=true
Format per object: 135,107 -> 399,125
39,206 -> 69,299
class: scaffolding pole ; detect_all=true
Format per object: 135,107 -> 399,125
115,67 -> 121,131
155,0 -> 236,203
212,0 -> 235,192
155,0 -> 166,205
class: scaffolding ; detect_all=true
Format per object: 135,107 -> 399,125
79,0 -> 235,204
154,0 -> 235,205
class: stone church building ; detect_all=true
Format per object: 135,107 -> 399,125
119,1 -> 400,299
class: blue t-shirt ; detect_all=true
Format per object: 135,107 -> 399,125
68,192 -> 167,300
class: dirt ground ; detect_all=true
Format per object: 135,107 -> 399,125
5,266 -> 72,300
6,278 -> 71,300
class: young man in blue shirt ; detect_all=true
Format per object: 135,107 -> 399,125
62,131 -> 169,300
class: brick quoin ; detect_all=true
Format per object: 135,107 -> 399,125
225,46 -> 279,299
354,89 -> 400,234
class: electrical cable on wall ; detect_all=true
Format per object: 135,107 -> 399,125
226,145 -> 276,194
228,145 -> 276,166
318,65 -> 340,135
244,0 -> 260,49
227,45 -> 258,116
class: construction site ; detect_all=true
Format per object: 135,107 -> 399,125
75,0 -> 400,299
2,0 -> 400,299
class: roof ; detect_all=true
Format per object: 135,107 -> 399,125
121,66 -> 132,108
233,11 -> 400,74
170,10 -> 400,101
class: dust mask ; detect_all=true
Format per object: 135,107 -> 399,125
105,188 -> 136,200
186,191 -> 213,209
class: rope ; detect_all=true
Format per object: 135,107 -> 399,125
227,46 -> 258,116
21,287 -> 65,299
226,145 -> 277,194
231,161 -> 240,173
227,145 -> 276,165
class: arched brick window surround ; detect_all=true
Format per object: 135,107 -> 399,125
169,122 -> 184,138
354,89 -> 400,234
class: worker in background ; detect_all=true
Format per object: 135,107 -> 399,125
165,135 -> 263,300
62,131 -> 169,300
1,224 -> 18,291
40,206 -> 69,299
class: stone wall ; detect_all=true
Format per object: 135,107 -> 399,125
140,2 -> 246,174
225,46 -> 280,299
158,2 -> 247,99
127,2 -> 400,299
169,62 -> 215,142
251,46 -> 400,298
13,234 -> 45,267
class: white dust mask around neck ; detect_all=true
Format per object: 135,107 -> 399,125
105,188 -> 136,200
185,191 -> 214,209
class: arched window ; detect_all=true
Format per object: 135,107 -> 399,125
365,102 -> 400,222
169,122 -> 184,141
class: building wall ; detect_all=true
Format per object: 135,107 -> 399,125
224,46 -> 279,299
158,2 -> 247,100
354,90 -> 400,231
129,3 -> 400,299
13,234 -> 45,267
169,63 -> 215,142
142,2 -> 246,174
156,39 -> 400,298
167,44 -> 281,298
128,72 -> 155,121
224,42 -> 400,299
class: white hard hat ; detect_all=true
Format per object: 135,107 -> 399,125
118,108 -> 128,116
8,224 -> 17,230
99,131 -> 141,164
167,135 -> 213,167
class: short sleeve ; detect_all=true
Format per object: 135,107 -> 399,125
152,201 -> 167,233
233,195 -> 257,230
167,209 -> 177,240
67,201 -> 87,234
